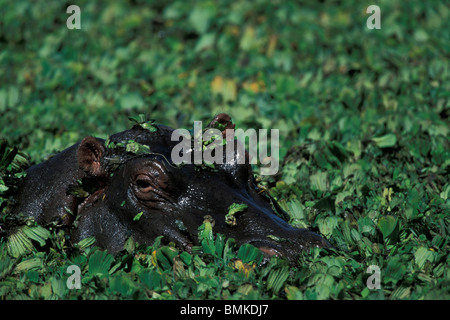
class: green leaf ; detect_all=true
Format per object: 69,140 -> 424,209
377,215 -> 399,241
390,286 -> 411,299
440,184 -> 449,201
188,3 -> 216,34
317,216 -> 339,238
225,203 -> 248,227
195,33 -> 215,52
266,266 -> 289,294
384,256 -> 407,285
66,182 -> 90,198
133,211 -> 144,222
214,233 -> 226,258
139,269 -> 166,291
14,257 -> 43,273
0,140 -> 18,170
198,215 -> 215,244
76,236 -> 96,250
88,250 -> 114,277
22,225 -> 50,247
123,236 -> 135,253
267,234 -> 285,242
109,272 -> 137,296
414,247 -> 435,269
128,114 -> 158,132
125,140 -> 150,155
0,183 -> 8,193
358,216 -> 376,235
39,282 -> 52,299
152,246 -> 179,271
7,86 -> 19,107
237,243 -> 263,264
119,92 -> 145,110
6,229 -> 33,258
285,286 -> 304,300
313,195 -> 336,214
180,251 -> 192,266
372,134 -> 397,148
0,255 -> 15,279
282,199 -> 305,220
51,278 -> 67,298
141,122 -> 158,132
310,171 -> 328,192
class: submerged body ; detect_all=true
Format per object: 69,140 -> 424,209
14,114 -> 331,262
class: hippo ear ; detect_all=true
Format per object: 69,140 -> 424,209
77,137 -> 106,176
208,113 -> 235,138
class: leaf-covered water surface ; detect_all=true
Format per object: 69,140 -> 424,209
0,0 -> 448,300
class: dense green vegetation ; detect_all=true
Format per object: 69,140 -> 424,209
0,0 -> 448,300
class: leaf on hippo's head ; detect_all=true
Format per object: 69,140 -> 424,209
128,114 -> 158,133
225,203 -> 248,227
109,139 -> 150,156
125,140 -> 150,155
212,121 -> 226,131
133,211 -> 143,222
66,182 -> 89,198
140,121 -> 158,133
267,234 -> 288,242
198,215 -> 215,241
66,177 -> 100,199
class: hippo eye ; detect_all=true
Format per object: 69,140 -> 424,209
132,161 -> 175,203
135,174 -> 153,193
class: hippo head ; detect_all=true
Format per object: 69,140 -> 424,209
15,114 -> 331,263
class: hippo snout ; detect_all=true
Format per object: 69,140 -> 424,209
223,196 -> 332,263
247,227 -> 332,262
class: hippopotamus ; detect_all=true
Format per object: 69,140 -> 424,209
13,113 -> 330,262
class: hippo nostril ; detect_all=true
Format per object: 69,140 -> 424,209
258,246 -> 282,257
248,240 -> 284,258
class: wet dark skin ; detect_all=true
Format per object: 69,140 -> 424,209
14,114 -> 331,263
